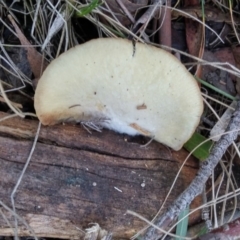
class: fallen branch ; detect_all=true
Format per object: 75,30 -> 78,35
0,111 -> 200,239
142,98 -> 240,240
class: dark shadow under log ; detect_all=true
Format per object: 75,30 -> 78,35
0,112 -> 201,239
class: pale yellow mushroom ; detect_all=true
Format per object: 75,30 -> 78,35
34,38 -> 203,151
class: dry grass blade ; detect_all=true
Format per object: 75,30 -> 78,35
0,80 -> 24,117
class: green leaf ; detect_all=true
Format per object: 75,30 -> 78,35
76,0 -> 101,17
184,132 -> 213,161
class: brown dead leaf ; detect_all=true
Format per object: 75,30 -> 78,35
185,18 -> 204,77
8,14 -> 48,79
103,0 -> 148,26
173,4 -> 240,23
173,1 -> 236,63
184,0 -> 199,6
203,49 -> 236,95
184,0 -> 205,78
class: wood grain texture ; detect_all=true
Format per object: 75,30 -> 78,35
0,112 -> 201,239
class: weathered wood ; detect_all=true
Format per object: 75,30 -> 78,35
0,112 -> 201,239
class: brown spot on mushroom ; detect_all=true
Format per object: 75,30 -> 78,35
69,104 -> 81,109
136,103 -> 147,110
129,123 -> 152,136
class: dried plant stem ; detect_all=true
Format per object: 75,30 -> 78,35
143,99 -> 240,240
133,0 -> 165,34
159,0 -> 171,48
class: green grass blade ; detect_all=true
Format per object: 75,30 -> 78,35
175,207 -> 189,240
76,0 -> 101,17
195,77 -> 236,101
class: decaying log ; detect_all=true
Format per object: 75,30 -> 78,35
0,111 -> 201,239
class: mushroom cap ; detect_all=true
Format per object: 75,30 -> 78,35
34,38 -> 203,151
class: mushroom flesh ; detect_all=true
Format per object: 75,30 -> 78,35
34,38 -> 203,151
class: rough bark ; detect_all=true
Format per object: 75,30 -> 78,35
0,111 -> 200,239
